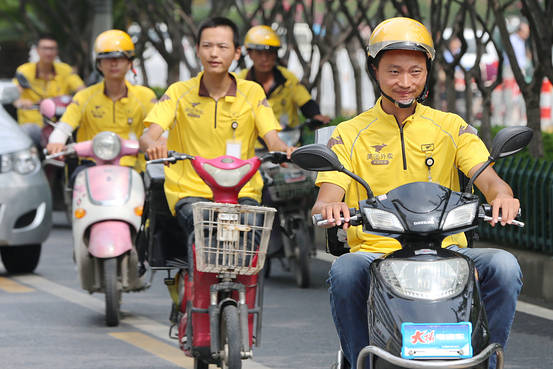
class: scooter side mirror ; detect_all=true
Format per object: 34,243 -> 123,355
40,99 -> 57,119
291,144 -> 376,200
291,144 -> 344,172
463,126 -> 533,196
15,72 -> 31,89
489,126 -> 533,160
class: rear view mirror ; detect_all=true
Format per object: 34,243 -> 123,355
0,81 -> 20,104
291,144 -> 344,172
490,126 -> 533,160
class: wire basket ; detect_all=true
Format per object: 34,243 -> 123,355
266,166 -> 316,203
192,202 -> 276,275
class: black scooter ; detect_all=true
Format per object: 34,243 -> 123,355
290,126 -> 532,369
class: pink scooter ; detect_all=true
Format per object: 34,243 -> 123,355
42,101 -> 146,326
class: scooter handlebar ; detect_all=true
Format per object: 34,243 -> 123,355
145,150 -> 194,164
259,151 -> 289,164
312,208 -> 360,227
479,204 -> 524,227
44,145 -> 75,161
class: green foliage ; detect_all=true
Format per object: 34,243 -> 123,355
151,86 -> 167,100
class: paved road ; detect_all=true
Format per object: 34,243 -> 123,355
1,215 -> 552,369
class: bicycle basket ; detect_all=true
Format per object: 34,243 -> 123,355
192,202 -> 276,275
266,166 -> 315,202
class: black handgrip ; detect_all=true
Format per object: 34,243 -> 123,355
481,204 -> 521,217
260,151 -> 289,164
304,118 -> 325,130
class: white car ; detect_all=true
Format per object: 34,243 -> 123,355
0,81 -> 52,273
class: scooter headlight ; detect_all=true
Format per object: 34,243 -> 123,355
92,132 -> 121,161
0,147 -> 40,175
278,128 -> 301,147
442,203 -> 478,230
363,208 -> 405,232
202,162 -> 252,187
378,258 -> 470,300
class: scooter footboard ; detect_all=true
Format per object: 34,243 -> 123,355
88,221 -> 132,258
356,344 -> 503,369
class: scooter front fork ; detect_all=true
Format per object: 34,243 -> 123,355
208,281 -> 252,360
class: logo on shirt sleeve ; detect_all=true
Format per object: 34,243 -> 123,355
158,94 -> 171,102
327,135 -> 344,148
258,98 -> 270,108
459,125 -> 478,136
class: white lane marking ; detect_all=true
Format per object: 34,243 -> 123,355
515,300 -> 553,321
13,274 -> 272,369
314,250 -> 553,322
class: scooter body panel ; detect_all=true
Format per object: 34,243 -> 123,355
368,247 -> 489,368
72,165 -> 144,292
88,220 -> 133,258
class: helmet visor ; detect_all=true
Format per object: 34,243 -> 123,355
368,40 -> 435,61
246,43 -> 279,51
96,50 -> 135,60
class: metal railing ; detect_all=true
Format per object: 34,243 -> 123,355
477,156 -> 553,254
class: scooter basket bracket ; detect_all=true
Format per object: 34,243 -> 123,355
192,202 -> 276,275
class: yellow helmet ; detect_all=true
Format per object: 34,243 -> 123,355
94,29 -> 135,60
367,17 -> 435,61
244,25 -> 281,51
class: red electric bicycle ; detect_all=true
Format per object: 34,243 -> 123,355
142,151 -> 286,369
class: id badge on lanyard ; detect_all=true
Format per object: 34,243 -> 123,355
226,121 -> 242,158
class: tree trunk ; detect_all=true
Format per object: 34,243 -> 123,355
463,72 -> 473,122
445,72 -> 457,114
526,95 -> 544,158
347,44 -> 363,115
167,58 -> 180,86
329,54 -> 342,118
480,92 -> 493,149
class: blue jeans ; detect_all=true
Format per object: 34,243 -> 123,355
328,247 -> 522,369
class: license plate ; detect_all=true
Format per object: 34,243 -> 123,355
401,322 -> 473,359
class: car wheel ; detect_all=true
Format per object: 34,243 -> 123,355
0,244 -> 41,274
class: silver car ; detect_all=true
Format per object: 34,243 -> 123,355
0,81 -> 52,273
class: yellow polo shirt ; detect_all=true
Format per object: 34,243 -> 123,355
316,97 -> 490,254
237,66 -> 312,128
14,62 -> 84,126
144,72 -> 281,214
60,80 -> 156,169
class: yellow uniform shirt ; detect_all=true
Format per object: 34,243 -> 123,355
237,66 -> 312,128
60,80 -> 156,169
144,72 -> 281,214
316,97 -> 490,254
14,62 -> 84,126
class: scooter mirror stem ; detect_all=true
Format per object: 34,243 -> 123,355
341,167 -> 375,201
463,158 -> 493,198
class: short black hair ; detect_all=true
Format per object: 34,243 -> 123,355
196,17 -> 239,48
37,33 -> 57,44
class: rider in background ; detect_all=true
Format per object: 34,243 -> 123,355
46,29 -> 157,175
237,25 -> 330,134
13,33 -> 85,147
139,16 -> 292,238
312,17 -> 521,369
